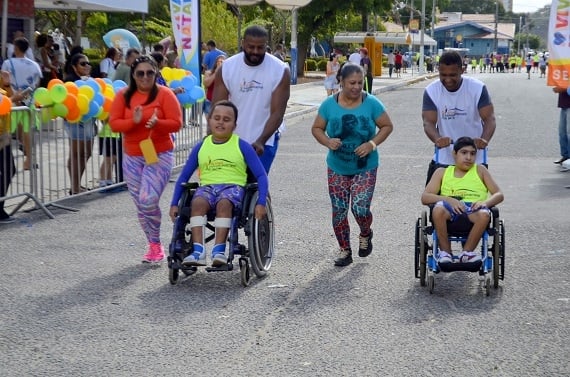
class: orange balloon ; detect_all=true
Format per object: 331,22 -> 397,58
63,93 -> 78,111
64,81 -> 79,96
95,78 -> 107,93
66,105 -> 80,121
103,97 -> 113,113
47,79 -> 64,90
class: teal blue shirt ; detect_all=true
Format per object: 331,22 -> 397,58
318,93 -> 385,175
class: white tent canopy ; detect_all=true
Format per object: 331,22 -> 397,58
334,31 -> 437,47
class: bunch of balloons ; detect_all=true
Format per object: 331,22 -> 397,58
160,67 -> 204,107
33,78 -> 128,123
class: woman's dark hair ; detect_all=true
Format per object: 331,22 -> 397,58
439,51 -> 463,69
150,52 -> 164,66
123,55 -> 159,109
64,46 -> 84,75
36,33 -> 48,48
105,47 -> 118,59
209,100 -> 238,121
453,136 -> 477,152
338,63 -> 364,81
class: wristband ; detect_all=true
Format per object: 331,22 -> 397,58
368,140 -> 377,148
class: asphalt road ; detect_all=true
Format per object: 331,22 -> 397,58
1,70 -> 568,376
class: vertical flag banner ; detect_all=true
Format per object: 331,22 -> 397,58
170,0 -> 201,84
547,0 -> 570,87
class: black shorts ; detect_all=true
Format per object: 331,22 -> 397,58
98,136 -> 122,157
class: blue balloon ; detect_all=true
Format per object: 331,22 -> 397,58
112,80 -> 127,92
170,80 -> 183,89
103,78 -> 113,85
86,102 -> 100,118
85,78 -> 101,93
176,92 -> 192,105
181,76 -> 197,90
189,86 -> 205,102
93,93 -> 105,107
75,80 -> 86,87
103,28 -> 142,50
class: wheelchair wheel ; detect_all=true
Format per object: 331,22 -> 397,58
169,266 -> 180,285
419,210 -> 428,287
414,217 -> 421,278
239,257 -> 250,287
492,219 -> 501,288
499,219 -> 505,280
485,277 -> 491,296
248,193 -> 275,278
428,275 -> 435,294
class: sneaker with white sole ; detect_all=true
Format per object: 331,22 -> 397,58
334,248 -> 353,267
437,251 -> 453,265
358,230 -> 373,257
142,242 -> 165,263
183,250 -> 207,266
458,251 -> 482,263
211,252 -> 227,267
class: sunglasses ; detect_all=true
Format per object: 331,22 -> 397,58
134,70 -> 156,78
78,61 -> 91,67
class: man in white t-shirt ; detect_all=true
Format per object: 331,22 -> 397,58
348,49 -> 361,65
212,25 -> 290,173
422,50 -> 496,184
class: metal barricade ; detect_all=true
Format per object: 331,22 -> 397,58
2,103 -> 204,219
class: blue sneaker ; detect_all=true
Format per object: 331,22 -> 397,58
211,252 -> 227,267
183,251 -> 206,266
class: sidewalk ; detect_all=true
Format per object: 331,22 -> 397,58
285,70 -> 438,119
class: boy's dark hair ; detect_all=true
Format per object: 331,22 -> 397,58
453,136 -> 476,152
210,100 -> 238,121
439,51 -> 463,69
13,37 -> 30,54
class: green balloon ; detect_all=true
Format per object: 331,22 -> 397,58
50,84 -> 68,104
33,87 -> 52,106
52,103 -> 68,118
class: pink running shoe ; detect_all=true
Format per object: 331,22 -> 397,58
142,243 -> 165,263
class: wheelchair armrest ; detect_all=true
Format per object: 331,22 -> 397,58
182,182 -> 199,189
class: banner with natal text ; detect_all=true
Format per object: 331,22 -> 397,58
170,0 -> 201,84
548,0 -> 570,87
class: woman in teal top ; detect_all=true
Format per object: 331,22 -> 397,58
312,63 -> 394,267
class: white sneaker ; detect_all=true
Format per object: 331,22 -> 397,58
183,251 -> 206,266
437,251 -> 453,265
458,251 -> 482,263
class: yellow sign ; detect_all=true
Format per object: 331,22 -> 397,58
406,33 -> 412,45
409,19 -> 419,31
455,34 -> 463,42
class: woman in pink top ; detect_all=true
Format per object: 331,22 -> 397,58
110,55 -> 183,263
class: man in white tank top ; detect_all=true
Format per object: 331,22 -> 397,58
422,50 -> 496,183
213,25 -> 290,173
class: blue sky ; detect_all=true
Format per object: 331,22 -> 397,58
513,0 -> 551,13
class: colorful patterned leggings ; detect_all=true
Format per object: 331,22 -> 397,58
123,151 -> 173,244
327,167 -> 377,250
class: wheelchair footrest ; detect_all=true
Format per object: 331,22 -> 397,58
205,263 -> 234,272
439,261 -> 482,273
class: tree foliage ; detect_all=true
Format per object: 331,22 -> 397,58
440,0 -> 505,15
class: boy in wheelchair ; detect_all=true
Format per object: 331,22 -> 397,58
169,100 -> 268,268
421,137 -> 504,267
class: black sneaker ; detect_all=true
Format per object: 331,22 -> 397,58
358,230 -> 373,257
554,157 -> 569,164
334,248 -> 353,267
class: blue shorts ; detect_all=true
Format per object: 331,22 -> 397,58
435,201 -> 490,222
65,120 -> 96,141
193,184 -> 245,210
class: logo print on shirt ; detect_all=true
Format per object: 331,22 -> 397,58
205,157 -> 236,171
441,106 -> 467,120
239,79 -> 263,93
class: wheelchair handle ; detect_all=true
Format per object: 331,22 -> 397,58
434,141 -> 487,164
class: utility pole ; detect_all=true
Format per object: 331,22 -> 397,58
493,1 -> 499,54
419,0 -> 426,74
430,0 -> 436,55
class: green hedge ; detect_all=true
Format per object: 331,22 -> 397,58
305,59 -> 317,71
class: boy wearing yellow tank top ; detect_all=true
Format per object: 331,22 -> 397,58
421,137 -> 504,266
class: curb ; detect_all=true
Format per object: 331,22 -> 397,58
285,73 -> 438,120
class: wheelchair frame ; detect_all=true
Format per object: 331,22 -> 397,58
414,207 -> 505,295
167,182 -> 275,286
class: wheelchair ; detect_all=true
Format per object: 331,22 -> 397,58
414,205 -> 505,295
167,182 -> 275,286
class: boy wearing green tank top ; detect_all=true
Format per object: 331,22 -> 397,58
421,137 -> 504,266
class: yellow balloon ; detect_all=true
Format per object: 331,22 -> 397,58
161,67 -> 172,82
77,93 -> 90,115
104,87 -> 115,99
78,85 -> 95,101
173,68 -> 186,81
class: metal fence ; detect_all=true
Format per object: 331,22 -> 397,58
1,105 -> 204,219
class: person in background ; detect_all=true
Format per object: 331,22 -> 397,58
169,100 -> 268,267
109,55 -> 183,263
202,40 -> 226,72
203,54 -> 225,115
1,37 -> 42,172
552,86 -> 570,171
63,53 -> 96,195
212,25 -> 290,173
165,40 -> 180,68
387,49 -> 395,78
6,31 -> 35,60
359,48 -> 373,94
152,43 -> 165,56
100,47 -> 118,79
273,43 -> 286,61
348,48 -> 361,65
311,63 -> 394,267
37,34 -> 58,88
324,53 -> 340,96
63,46 -> 84,77
113,48 -> 140,85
